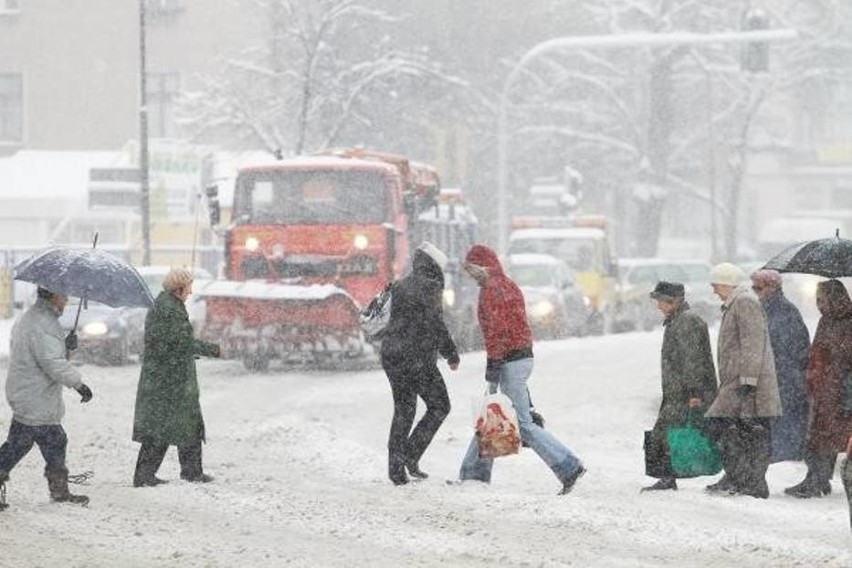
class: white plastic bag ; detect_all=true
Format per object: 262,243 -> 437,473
474,393 -> 521,458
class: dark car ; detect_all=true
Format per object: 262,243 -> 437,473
59,298 -> 146,366
508,253 -> 589,339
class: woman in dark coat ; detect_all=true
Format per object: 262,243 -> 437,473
132,268 -> 220,487
786,279 -> 852,498
643,282 -> 718,491
750,270 -> 811,462
380,242 -> 459,485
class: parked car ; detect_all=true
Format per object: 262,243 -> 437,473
58,298 -> 145,365
613,258 -> 662,332
658,260 -> 718,325
614,258 -> 719,332
135,265 -> 213,332
507,253 -> 589,339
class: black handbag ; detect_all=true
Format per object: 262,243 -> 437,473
644,430 -> 668,479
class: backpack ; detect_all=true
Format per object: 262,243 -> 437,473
360,282 -> 393,342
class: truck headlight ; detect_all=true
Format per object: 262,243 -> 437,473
353,234 -> 369,250
245,237 -> 260,252
82,322 -> 108,336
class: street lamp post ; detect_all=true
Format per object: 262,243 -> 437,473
496,28 -> 797,257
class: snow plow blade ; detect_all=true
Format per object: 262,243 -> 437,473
196,280 -> 365,370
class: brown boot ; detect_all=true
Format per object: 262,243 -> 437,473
45,467 -> 89,506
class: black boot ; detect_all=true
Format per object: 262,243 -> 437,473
45,467 -> 89,506
557,465 -> 586,495
706,473 -> 734,493
0,470 -> 8,511
406,462 -> 429,480
642,477 -> 677,492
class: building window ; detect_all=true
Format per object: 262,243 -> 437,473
147,72 -> 180,138
0,73 -> 23,143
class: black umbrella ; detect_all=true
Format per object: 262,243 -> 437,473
762,230 -> 852,278
14,246 -> 154,309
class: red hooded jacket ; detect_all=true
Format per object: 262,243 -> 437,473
465,245 -> 533,367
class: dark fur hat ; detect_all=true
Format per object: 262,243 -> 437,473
649,281 -> 684,301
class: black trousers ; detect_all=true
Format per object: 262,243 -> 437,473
382,357 -> 451,476
0,420 -> 67,475
707,417 -> 771,493
134,440 -> 203,482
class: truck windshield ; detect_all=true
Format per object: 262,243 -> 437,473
509,238 -> 597,272
233,170 -> 387,224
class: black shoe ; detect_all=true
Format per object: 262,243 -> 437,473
783,478 -> 811,496
641,477 -> 677,492
181,473 -> 214,483
390,474 -> 409,486
705,474 -> 733,493
789,482 -> 830,498
557,466 -> 586,495
52,493 -> 90,506
406,463 -> 429,480
735,479 -> 769,499
133,476 -> 169,488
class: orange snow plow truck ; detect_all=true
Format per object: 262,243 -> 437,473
199,148 -> 473,371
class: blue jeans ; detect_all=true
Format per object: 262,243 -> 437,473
0,420 -> 68,475
459,358 -> 582,484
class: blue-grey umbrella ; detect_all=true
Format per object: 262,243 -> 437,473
763,231 -> 852,278
14,246 -> 154,309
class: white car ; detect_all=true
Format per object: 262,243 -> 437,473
135,265 -> 214,332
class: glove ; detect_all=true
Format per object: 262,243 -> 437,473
76,383 -> 93,403
485,364 -> 502,384
530,409 -> 545,429
735,384 -> 756,398
65,331 -> 78,351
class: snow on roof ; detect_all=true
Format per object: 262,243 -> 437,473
509,227 -> 605,240
0,150 -> 122,199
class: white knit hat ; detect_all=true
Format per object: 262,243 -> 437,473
710,262 -> 746,286
418,241 -> 448,270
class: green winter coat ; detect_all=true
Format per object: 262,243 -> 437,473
651,302 -> 718,448
132,291 -> 219,446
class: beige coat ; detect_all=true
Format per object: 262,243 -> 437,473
707,286 -> 782,418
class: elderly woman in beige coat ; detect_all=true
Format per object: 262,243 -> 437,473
704,262 -> 782,499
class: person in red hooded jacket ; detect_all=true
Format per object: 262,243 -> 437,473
453,244 -> 585,495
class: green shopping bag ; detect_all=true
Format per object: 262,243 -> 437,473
666,409 -> 722,478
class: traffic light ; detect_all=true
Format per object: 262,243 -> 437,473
741,9 -> 770,73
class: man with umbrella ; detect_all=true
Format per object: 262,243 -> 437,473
0,287 -> 93,510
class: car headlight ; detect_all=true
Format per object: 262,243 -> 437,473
582,296 -> 592,308
82,322 -> 108,336
353,234 -> 369,250
530,301 -> 555,318
443,289 -> 456,307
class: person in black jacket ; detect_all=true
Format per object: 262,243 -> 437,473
643,281 -> 718,492
380,242 -> 460,485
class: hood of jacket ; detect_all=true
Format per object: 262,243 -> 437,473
412,248 -> 445,286
465,244 -> 505,278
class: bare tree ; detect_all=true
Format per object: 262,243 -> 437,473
178,0 -> 464,155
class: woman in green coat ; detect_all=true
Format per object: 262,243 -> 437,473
132,268 -> 220,487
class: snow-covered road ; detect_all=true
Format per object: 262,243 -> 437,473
0,329 -> 849,567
